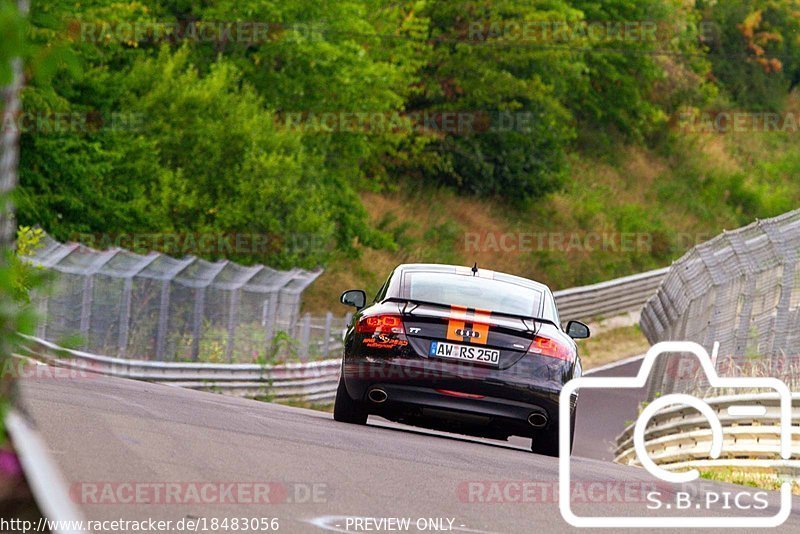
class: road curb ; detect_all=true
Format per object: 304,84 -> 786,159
5,409 -> 88,534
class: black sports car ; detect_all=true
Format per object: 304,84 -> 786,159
334,263 -> 589,456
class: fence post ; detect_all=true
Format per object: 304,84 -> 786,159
760,221 -> 795,357
79,275 -> 94,349
155,279 -> 170,360
225,289 -> 239,362
344,312 -> 353,337
191,287 -> 205,361
261,298 -> 273,359
299,313 -> 311,360
322,311 -> 333,357
35,293 -> 48,339
118,277 -> 133,356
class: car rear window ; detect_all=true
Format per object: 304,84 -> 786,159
403,272 -> 546,318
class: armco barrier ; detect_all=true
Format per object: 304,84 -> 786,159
553,267 -> 669,322
614,393 -> 800,475
19,335 -> 342,403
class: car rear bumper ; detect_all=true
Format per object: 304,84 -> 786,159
342,357 -> 575,437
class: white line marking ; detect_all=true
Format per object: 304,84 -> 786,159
583,354 -> 645,376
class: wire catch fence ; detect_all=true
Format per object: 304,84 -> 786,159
640,209 -> 800,399
26,234 -> 348,363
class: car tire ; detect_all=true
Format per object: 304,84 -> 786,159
333,371 -> 368,425
530,408 -> 576,457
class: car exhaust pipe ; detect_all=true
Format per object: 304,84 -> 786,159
368,389 -> 388,404
528,412 -> 548,428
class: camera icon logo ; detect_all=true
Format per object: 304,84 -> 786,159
559,341 -> 793,529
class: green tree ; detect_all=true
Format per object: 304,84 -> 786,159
702,0 -> 800,111
121,47 -> 340,267
409,0 -> 578,202
566,0 -> 713,144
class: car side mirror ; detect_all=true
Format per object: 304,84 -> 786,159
566,320 -> 590,339
340,289 -> 366,310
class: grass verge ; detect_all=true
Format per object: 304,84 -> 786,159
700,469 -> 800,496
577,324 -> 649,370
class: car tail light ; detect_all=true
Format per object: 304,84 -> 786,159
527,335 -> 575,362
356,314 -> 405,335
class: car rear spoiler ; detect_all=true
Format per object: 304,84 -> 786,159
379,297 -> 558,332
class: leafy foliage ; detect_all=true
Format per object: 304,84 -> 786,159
702,0 -> 800,110
11,0 -> 800,273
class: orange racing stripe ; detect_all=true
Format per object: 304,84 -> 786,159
446,306 -> 491,345
470,308 -> 491,345
446,305 -> 468,342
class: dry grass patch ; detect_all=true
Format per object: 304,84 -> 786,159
700,469 -> 800,496
576,324 -> 650,370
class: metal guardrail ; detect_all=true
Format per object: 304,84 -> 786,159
614,393 -> 800,474
20,335 -> 342,403
553,267 -> 669,322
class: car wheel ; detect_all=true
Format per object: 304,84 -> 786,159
333,371 -> 368,425
530,408 -> 576,457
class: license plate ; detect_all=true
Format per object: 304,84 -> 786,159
428,341 -> 500,365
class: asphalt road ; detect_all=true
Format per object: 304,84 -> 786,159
573,357 -> 648,461
16,368 -> 800,534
